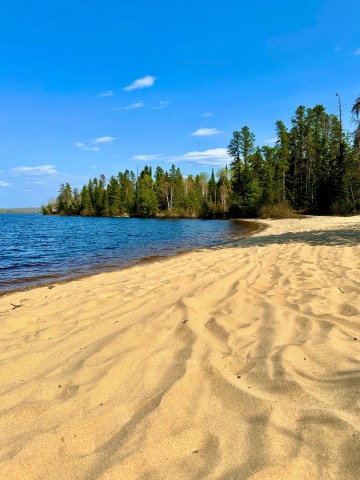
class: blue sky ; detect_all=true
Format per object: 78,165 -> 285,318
0,0 -> 360,207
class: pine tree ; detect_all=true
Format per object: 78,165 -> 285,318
228,127 -> 255,209
118,170 -> 136,213
275,120 -> 290,203
80,185 -> 93,216
107,176 -> 122,216
208,169 -> 217,205
57,183 -> 73,215
137,174 -> 159,216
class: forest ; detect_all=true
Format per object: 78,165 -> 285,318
42,96 -> 360,218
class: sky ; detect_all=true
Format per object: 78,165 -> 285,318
0,0 -> 360,207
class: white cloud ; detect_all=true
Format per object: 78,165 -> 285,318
123,75 -> 157,92
75,136 -> 116,151
153,100 -> 171,110
202,112 -> 213,117
264,137 -> 277,145
85,147 -> 100,152
191,128 -> 223,136
115,101 -> 145,111
12,165 -> 58,175
74,142 -> 100,152
132,148 -> 231,166
133,154 -> 164,161
355,47 -> 360,56
0,180 -> 10,187
98,90 -> 113,98
91,136 -> 117,144
172,148 -> 230,166
89,165 -> 98,170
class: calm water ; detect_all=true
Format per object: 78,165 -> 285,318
0,214 -> 258,294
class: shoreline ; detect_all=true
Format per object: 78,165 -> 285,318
1,215 -> 360,479
0,219 -> 265,298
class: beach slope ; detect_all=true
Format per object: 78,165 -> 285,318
1,216 -> 360,479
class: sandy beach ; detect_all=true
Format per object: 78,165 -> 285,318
1,215 -> 360,480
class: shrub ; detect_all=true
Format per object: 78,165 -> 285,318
259,203 -> 294,219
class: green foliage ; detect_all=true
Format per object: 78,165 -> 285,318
43,96 -> 360,218
137,173 -> 159,216
259,203 -> 295,219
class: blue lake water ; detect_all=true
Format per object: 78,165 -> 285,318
0,214 -> 259,294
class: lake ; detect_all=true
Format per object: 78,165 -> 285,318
0,214 -> 259,294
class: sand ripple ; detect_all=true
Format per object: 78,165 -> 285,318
1,216 -> 360,479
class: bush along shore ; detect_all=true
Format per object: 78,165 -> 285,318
43,97 -> 360,219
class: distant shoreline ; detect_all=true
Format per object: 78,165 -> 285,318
0,208 -> 41,214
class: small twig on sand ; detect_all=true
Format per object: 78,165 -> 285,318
11,303 -> 23,310
338,287 -> 345,294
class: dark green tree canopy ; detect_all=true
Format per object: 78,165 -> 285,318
43,96 -> 360,218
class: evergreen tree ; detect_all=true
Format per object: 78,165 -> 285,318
275,120 -> 290,203
57,183 -> 73,215
92,178 -> 104,216
73,188 -> 81,215
352,95 -> 360,151
44,95 -> 360,218
137,174 -> 158,216
261,146 -> 278,204
227,130 -> 242,203
216,167 -> 231,212
208,169 -> 217,205
118,170 -> 136,213
80,185 -> 93,216
107,175 -> 122,216
228,126 -> 255,208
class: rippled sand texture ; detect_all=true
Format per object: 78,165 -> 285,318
1,216 -> 360,480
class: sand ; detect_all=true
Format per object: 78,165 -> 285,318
1,215 -> 360,480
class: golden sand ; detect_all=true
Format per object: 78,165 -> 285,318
1,216 -> 360,479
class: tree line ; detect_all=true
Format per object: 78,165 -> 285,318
43,96 -> 360,218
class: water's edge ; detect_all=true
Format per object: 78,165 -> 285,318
0,219 -> 266,297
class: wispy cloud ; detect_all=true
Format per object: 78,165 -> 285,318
172,148 -> 230,166
132,149 -> 230,166
264,137 -> 277,145
355,47 -> 360,56
98,90 -> 113,98
153,100 -> 171,110
115,100 -> 145,111
75,136 -> 117,151
123,75 -> 157,92
202,112 -> 213,117
74,142 -> 100,152
191,128 -> 223,136
91,136 -> 117,144
25,180 -> 47,185
0,180 -> 10,187
12,165 -> 58,176
132,154 -> 164,161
